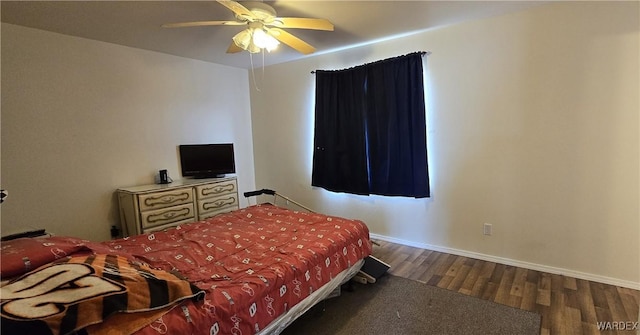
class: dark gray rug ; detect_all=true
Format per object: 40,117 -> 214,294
281,275 -> 541,335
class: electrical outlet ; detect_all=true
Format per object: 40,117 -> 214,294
483,223 -> 492,236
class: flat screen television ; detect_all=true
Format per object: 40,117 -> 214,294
179,143 -> 236,178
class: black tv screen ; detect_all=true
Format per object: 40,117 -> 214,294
179,144 -> 236,178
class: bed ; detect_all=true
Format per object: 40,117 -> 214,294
0,203 -> 372,335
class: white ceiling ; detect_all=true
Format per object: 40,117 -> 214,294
1,1 -> 546,69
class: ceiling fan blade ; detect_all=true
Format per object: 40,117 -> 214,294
268,28 -> 316,55
216,0 -> 255,19
161,20 -> 246,28
226,41 -> 244,53
271,18 -> 334,31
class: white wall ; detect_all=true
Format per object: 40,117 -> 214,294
1,23 -> 256,241
250,2 -> 639,288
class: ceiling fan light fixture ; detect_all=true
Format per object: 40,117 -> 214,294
252,28 -> 279,52
232,27 -> 279,53
232,29 -> 253,50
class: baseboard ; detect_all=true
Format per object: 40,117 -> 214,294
369,233 -> 640,290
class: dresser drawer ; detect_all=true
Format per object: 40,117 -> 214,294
143,219 -> 195,233
141,203 -> 195,229
138,188 -> 194,212
195,179 -> 237,199
199,206 -> 238,221
198,193 -> 238,216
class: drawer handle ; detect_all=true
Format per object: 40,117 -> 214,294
201,184 -> 235,196
203,197 -> 236,210
147,208 -> 191,223
145,192 -> 190,207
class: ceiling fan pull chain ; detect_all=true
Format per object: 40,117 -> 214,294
250,52 -> 261,92
261,50 -> 266,85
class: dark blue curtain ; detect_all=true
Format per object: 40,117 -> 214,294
311,66 -> 370,195
312,52 -> 430,198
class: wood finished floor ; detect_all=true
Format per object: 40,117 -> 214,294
370,240 -> 639,335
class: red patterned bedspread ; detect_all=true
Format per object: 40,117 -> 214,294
101,204 -> 372,335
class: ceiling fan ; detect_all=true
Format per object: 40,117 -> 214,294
162,0 -> 334,55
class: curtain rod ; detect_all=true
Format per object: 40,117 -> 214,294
310,51 -> 431,74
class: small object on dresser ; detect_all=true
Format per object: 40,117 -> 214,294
157,169 -> 172,184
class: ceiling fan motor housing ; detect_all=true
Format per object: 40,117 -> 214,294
236,2 -> 277,23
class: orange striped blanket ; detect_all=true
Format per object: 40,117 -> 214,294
0,254 -> 204,335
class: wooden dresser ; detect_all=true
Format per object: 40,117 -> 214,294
117,177 -> 239,236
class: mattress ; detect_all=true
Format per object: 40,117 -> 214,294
1,204 -> 372,335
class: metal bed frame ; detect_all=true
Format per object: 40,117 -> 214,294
243,189 -> 315,213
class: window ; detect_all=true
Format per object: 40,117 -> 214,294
312,52 -> 430,198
